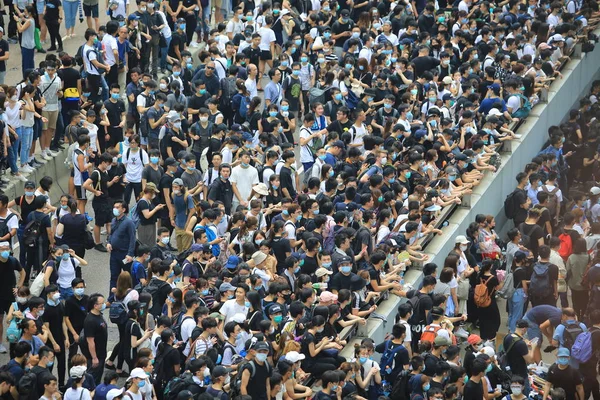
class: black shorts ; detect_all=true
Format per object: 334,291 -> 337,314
260,50 -> 272,60
92,199 -> 112,227
75,185 -> 87,201
0,299 -> 12,314
83,4 -> 99,18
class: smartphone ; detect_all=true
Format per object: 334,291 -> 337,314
122,258 -> 130,264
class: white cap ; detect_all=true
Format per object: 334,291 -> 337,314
488,108 -> 503,116
285,351 -> 306,363
455,235 -> 470,245
231,313 -> 247,323
481,346 -> 496,357
129,368 -> 147,380
590,186 -> 600,195
106,388 -> 125,400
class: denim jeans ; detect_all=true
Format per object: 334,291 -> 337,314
18,126 -> 33,167
7,135 -> 20,173
59,286 -> 74,300
21,47 -> 34,77
63,0 -> 79,29
0,71 -> 6,84
200,6 -> 210,36
160,36 -> 172,69
508,288 -> 526,332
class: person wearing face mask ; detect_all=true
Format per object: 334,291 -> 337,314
206,365 -> 230,399
239,341 -> 272,400
63,278 -> 88,364
32,346 -> 57,395
82,293 -> 108,384
136,183 -> 166,248
543,348 -> 584,400
41,285 -> 67,386
313,370 -> 342,400
121,303 -> 154,372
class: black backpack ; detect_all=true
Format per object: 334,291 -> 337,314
390,370 -> 411,400
163,371 -> 196,400
220,76 -> 237,107
504,189 -> 522,219
230,360 -> 272,399
142,278 -> 170,316
22,213 -> 44,247
562,321 -> 584,349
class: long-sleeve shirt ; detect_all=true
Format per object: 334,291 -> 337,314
109,216 -> 136,256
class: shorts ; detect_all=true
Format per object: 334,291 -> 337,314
140,135 -> 148,146
260,50 -> 272,61
524,318 -> 543,344
83,3 -> 99,17
42,110 -> 59,130
36,1 -> 44,15
75,185 -> 87,201
0,299 -> 12,314
92,199 -> 112,227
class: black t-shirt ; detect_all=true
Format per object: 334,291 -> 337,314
513,267 -> 527,289
0,257 -> 21,301
300,255 -> 318,276
0,40 -> 9,72
168,32 -> 186,59
326,119 -> 353,136
107,163 -> 126,199
423,353 -> 440,377
160,128 -> 186,159
353,226 -> 373,258
90,169 -> 109,201
279,166 -> 296,199
157,344 -> 180,381
331,21 -> 354,47
14,195 -> 37,224
65,295 -> 89,334
142,165 -> 163,187
271,236 -> 292,271
43,301 -> 66,343
103,99 -> 126,128
503,333 -> 529,378
518,222 -> 544,257
313,391 -> 336,400
137,198 -> 157,225
410,292 -> 433,327
58,67 -> 81,91
330,272 -> 355,292
533,205 -> 552,234
83,312 -> 108,357
32,365 -> 54,397
245,361 -> 270,400
158,173 -> 174,206
375,341 -> 409,380
546,364 -> 582,400
123,319 -> 143,361
463,380 -> 484,400
300,332 -> 318,365
44,0 -> 61,22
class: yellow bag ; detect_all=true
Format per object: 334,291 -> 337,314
64,87 -> 80,100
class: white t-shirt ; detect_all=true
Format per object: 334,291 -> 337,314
257,27 -> 276,51
64,388 -> 92,400
123,148 -> 149,183
400,319 -> 412,344
230,165 -> 259,203
84,122 -> 99,151
245,77 -> 258,98
40,74 -> 62,111
82,44 -> 100,75
226,19 -> 244,37
102,34 -> 118,66
299,127 -> 314,163
56,257 -> 81,289
124,390 -> 143,400
156,11 -> 172,38
181,316 -> 197,356
219,299 -> 249,324
506,94 -> 521,114
284,220 -> 296,241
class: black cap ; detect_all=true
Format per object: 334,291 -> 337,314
24,181 -> 35,189
340,9 -> 350,16
164,157 -> 178,167
516,319 -> 530,328
454,154 -> 468,161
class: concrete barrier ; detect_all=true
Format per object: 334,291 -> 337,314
340,41 -> 600,360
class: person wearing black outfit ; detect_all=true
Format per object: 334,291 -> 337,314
65,278 -> 89,367
43,0 -> 63,52
83,153 -> 117,253
154,328 -> 180,400
503,320 -> 535,395
31,345 -> 55,397
464,358 -> 486,400
82,293 -> 109,385
208,164 -> 234,214
8,182 -> 37,268
43,284 -> 67,387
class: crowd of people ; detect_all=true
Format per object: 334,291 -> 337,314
0,0 -> 596,397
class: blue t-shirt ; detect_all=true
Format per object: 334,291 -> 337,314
131,261 -> 147,287
524,305 -> 562,326
173,194 -> 194,229
94,383 -> 119,400
324,153 -> 337,167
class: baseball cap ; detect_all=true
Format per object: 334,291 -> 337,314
106,389 -> 125,400
269,304 -> 283,315
219,282 -> 237,292
331,140 -> 345,149
127,14 -> 140,21
340,9 -> 350,16
315,267 -> 333,277
225,255 -> 241,269
69,365 -> 87,379
285,351 -> 306,363
320,291 -> 338,303
467,334 -> 481,345
455,235 -> 470,244
557,348 -> 570,357
212,366 -> 230,379
190,244 -> 204,253
590,187 -> 600,195
172,178 -> 184,187
514,250 -> 528,262
24,180 -> 35,189
433,336 -> 452,346
129,368 -> 147,380
255,341 -> 270,352
164,157 -> 178,167
177,391 -> 194,400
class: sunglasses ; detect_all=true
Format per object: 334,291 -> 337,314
206,66 -> 215,70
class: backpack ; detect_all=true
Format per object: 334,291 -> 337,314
474,276 -> 493,307
220,76 -> 237,107
173,315 -> 193,342
233,94 -> 250,121
517,223 -> 534,249
407,292 -> 426,326
130,198 -> 149,229
420,325 -> 442,344
529,263 -> 552,299
561,321 -> 584,350
379,340 -> 405,375
0,213 -> 16,239
511,94 -> 532,119
323,225 -> 336,253
571,326 -> 600,363
504,189 -> 521,219
390,369 -> 410,400
308,85 -> 330,104
143,278 -> 170,316
17,371 -> 38,400
497,267 -> 522,300
541,185 -> 559,219
6,302 -> 21,343
163,371 -> 196,400
137,93 -> 154,136
498,333 -> 523,371
109,291 -> 131,324
74,44 -> 85,66
558,232 -> 573,261
230,360 -> 272,399
22,213 -> 44,247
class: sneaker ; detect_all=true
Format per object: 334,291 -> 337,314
454,327 -> 469,339
7,38 -> 17,44
85,212 -> 93,222
1,176 -> 10,182
47,47 -> 57,51
42,153 -> 52,161
57,47 -> 63,52
37,48 -> 46,54
190,41 -> 200,48
14,174 -> 27,182
32,159 -> 44,167
0,343 -> 8,354
94,243 -> 108,252
47,149 -> 59,156
19,166 -> 31,174
101,228 -> 107,235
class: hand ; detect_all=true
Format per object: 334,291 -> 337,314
145,328 -> 154,337
92,357 -> 99,368
42,117 -> 48,123
64,338 -> 70,348
118,121 -> 125,128
95,190 -> 103,197
370,366 -> 379,374
106,243 -> 112,252
125,255 -> 133,263
240,200 -> 248,207
53,343 -> 60,353
156,203 -> 166,209
73,333 -> 80,342
111,176 -> 120,183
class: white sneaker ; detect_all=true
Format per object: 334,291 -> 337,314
47,149 -> 59,156
190,41 -> 200,48
15,174 -> 27,182
42,153 -> 52,161
101,228 -> 107,235
0,343 -> 8,353
455,327 -> 469,339
20,166 -> 31,174
1,176 -> 10,182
